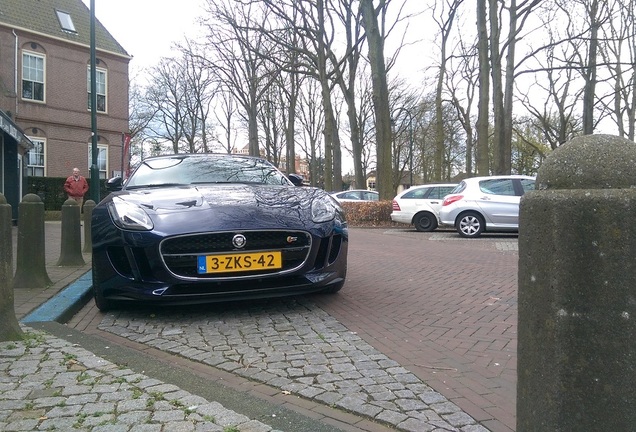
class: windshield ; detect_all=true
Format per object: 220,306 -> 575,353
125,155 -> 292,189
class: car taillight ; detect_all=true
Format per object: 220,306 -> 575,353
392,200 -> 400,211
442,195 -> 464,206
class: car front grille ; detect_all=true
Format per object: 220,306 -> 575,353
160,230 -> 312,279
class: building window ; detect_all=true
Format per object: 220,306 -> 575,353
26,137 -> 45,176
87,67 -> 107,112
88,144 -> 108,179
22,52 -> 45,102
367,180 -> 376,190
56,10 -> 76,33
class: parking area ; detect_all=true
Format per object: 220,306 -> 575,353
68,227 -> 518,432
310,228 -> 518,432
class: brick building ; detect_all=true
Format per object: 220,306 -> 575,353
0,0 -> 130,215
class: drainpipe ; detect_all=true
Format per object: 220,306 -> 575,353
12,29 -> 18,116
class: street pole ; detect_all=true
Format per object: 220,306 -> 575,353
89,0 -> 100,203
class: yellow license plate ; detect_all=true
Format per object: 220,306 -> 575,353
197,251 -> 282,274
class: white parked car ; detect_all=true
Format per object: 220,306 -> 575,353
439,175 -> 536,238
390,183 -> 457,232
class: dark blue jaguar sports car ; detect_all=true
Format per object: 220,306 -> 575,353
91,153 -> 348,311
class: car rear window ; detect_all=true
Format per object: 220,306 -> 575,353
450,182 -> 466,194
479,179 -> 516,196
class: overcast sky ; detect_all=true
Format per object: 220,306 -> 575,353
81,0 -> 205,72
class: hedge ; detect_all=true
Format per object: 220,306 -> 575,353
339,200 -> 395,226
27,176 -> 109,211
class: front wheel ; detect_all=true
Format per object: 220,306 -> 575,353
413,212 -> 438,232
93,286 -> 114,312
92,266 -> 114,312
322,280 -> 345,294
456,212 -> 485,238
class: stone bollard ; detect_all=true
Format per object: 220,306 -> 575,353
83,200 -> 95,253
13,194 -> 52,288
0,194 -> 23,341
57,198 -> 85,266
517,134 -> 636,431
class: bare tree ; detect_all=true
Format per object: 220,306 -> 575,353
201,0 -> 279,156
598,0 -> 636,140
178,39 -> 218,153
296,78 -> 325,187
476,0 -> 490,175
579,0 -> 604,134
258,84 -> 285,165
446,37 -> 478,176
432,0 -> 464,181
328,0 -> 366,191
145,58 -> 186,154
517,23 -> 584,150
214,86 -> 240,153
256,0 -> 345,191
489,0 -> 542,175
361,0 -> 394,200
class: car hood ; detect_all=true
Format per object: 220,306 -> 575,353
104,184 -> 339,232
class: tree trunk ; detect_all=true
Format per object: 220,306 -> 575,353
489,0 -> 505,175
361,0 -> 393,200
476,0 -> 490,175
286,74 -> 298,175
583,0 -> 599,135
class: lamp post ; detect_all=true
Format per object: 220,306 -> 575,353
89,0 -> 99,203
392,107 -> 414,188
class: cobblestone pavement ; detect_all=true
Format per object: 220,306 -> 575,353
1,326 -> 281,432
95,298 -> 487,432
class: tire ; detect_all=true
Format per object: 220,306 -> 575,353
93,287 -> 114,312
456,211 -> 485,238
413,212 -> 438,232
322,280 -> 345,294
92,266 -> 113,312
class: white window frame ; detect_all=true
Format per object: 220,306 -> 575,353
26,137 -> 46,177
88,144 -> 108,179
87,67 -> 107,113
55,10 -> 76,33
22,51 -> 45,102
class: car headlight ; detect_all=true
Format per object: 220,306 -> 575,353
108,197 -> 154,230
311,197 -> 337,223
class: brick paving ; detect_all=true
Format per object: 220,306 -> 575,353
308,229 -> 518,432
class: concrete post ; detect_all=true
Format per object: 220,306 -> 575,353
13,194 -> 52,288
517,134 -> 636,431
57,198 -> 85,266
0,194 -> 23,341
83,199 -> 95,253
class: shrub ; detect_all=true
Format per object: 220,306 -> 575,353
339,200 -> 396,227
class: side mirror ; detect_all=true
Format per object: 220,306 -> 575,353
106,176 -> 123,191
288,173 -> 304,186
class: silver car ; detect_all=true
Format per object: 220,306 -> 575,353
439,175 -> 535,238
